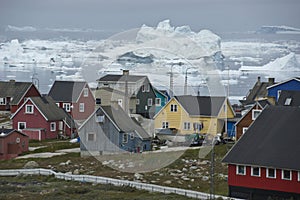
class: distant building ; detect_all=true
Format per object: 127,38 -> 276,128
223,106 -> 300,200
0,128 -> 29,160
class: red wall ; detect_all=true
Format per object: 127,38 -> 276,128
228,164 -> 300,194
0,131 -> 29,160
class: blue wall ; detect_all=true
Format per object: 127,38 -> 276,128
154,90 -> 168,114
227,121 -> 236,138
268,79 -> 300,100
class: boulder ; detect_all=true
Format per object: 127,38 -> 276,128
23,161 -> 39,169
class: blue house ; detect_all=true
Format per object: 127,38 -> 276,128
79,105 -> 151,156
267,77 -> 300,101
153,88 -> 168,115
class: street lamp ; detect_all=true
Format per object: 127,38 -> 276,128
184,67 -> 191,95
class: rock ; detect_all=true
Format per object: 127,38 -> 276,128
65,171 -> 72,175
190,166 -> 198,170
198,160 -> 209,165
181,176 -> 190,181
163,180 -> 172,184
134,173 -> 143,180
182,167 -> 188,172
73,169 -> 80,175
66,160 -> 72,165
202,176 -> 209,181
191,179 -> 194,182
23,161 -> 39,169
59,162 -> 66,166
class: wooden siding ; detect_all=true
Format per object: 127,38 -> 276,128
268,79 -> 300,100
0,131 -> 28,160
228,164 -> 300,195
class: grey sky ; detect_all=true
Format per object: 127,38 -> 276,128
0,0 -> 300,33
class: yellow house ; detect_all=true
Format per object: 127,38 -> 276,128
154,95 -> 235,136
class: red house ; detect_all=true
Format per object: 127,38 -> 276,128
0,80 -> 41,113
11,96 -> 75,140
0,128 -> 29,160
223,106 -> 300,200
48,80 -> 95,124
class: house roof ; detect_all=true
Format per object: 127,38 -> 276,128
277,90 -> 300,107
235,102 -> 263,126
0,129 -> 28,137
240,77 -> 276,106
0,81 -> 38,105
223,106 -> 300,171
266,77 -> 300,89
99,106 -> 151,140
97,74 -> 147,83
175,95 -> 226,117
48,80 -> 87,102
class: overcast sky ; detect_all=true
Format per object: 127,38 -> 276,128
1,0 -> 300,33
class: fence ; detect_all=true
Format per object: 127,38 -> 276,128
0,168 -> 240,200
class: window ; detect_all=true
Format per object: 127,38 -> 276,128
136,99 -> 140,105
170,104 -> 177,112
83,88 -> 89,97
63,103 -> 71,112
236,165 -> 246,175
251,166 -> 261,177
50,122 -> 56,131
284,98 -> 292,106
242,127 -> 248,134
148,98 -> 153,106
155,98 -> 161,106
298,171 -> 300,182
183,122 -> 191,130
18,122 -> 26,130
145,84 -> 150,92
56,103 -> 60,107
25,105 -> 34,114
266,168 -> 276,179
252,109 -> 261,120
282,170 -> 292,180
130,132 -> 134,139
0,97 -> 6,105
87,133 -> 96,141
277,90 -> 282,100
162,121 -> 169,129
141,85 -> 145,92
122,133 -> 128,143
96,115 -> 105,123
96,98 -> 101,105
79,103 -> 85,112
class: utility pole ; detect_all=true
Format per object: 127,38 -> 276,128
210,137 -> 215,200
123,69 -> 129,114
184,67 -> 191,95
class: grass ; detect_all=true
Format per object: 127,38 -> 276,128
0,175 -> 194,200
0,141 -> 234,198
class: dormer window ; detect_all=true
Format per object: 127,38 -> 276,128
25,105 -> 34,114
284,98 -> 292,106
83,88 -> 89,97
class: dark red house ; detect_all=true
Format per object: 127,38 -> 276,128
0,80 -> 41,113
223,106 -> 300,200
11,96 -> 75,140
48,80 -> 95,124
0,128 -> 29,160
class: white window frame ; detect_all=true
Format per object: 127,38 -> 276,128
130,132 -> 134,140
136,99 -> 140,105
236,165 -> 246,175
0,97 -> 6,105
251,166 -> 261,177
266,168 -> 276,179
79,103 -> 85,112
277,90 -> 282,100
183,122 -> 191,130
170,104 -> 177,112
25,105 -> 34,114
148,98 -> 153,106
63,103 -> 71,112
87,132 -> 96,142
252,109 -> 262,120
162,121 -> 169,129
282,169 -> 292,180
122,133 -> 128,143
18,122 -> 26,130
50,122 -> 56,131
242,127 -> 248,134
298,171 -> 300,182
56,103 -> 60,107
155,98 -> 161,106
284,98 -> 292,106
83,88 -> 89,97
141,85 -> 145,92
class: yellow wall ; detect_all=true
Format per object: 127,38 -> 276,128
217,99 -> 235,119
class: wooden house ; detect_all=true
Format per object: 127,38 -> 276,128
79,105 -> 151,156
0,128 -> 29,160
11,96 -> 75,140
0,80 -> 41,113
223,106 -> 300,200
154,95 -> 235,136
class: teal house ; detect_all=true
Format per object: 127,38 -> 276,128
153,88 -> 169,115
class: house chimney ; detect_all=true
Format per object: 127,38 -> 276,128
123,70 -> 129,76
268,78 -> 275,84
257,76 -> 261,83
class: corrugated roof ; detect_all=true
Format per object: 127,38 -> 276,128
97,74 -> 146,83
0,81 -> 36,105
223,106 -> 300,171
48,80 -> 86,102
99,106 -> 150,139
175,96 -> 226,117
